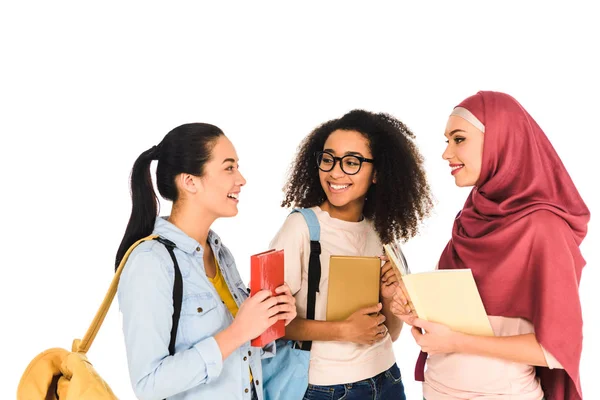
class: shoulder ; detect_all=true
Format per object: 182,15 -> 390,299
525,210 -> 571,236
269,210 -> 311,248
521,210 -> 582,266
527,209 -> 566,225
129,240 -> 172,263
364,219 -> 384,249
118,240 -> 177,300
282,211 -> 311,234
122,240 -> 173,280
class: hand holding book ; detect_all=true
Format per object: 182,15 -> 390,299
391,281 -> 415,322
249,249 -> 297,346
379,255 -> 400,300
383,242 -> 416,318
341,303 -> 388,345
384,242 -> 493,336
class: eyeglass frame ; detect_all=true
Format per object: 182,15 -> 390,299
315,150 -> 375,175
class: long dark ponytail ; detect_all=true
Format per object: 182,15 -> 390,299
115,123 -> 224,270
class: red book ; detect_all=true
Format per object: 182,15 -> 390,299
250,249 -> 285,347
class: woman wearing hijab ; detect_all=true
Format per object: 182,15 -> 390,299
392,91 -> 590,399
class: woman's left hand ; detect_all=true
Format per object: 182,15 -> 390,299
380,256 -> 399,300
410,318 -> 463,355
274,283 -> 297,326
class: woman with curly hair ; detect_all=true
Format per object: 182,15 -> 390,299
269,109 -> 433,400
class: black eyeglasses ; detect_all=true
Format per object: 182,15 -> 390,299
315,151 -> 374,175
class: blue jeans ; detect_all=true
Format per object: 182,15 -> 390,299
303,363 -> 406,400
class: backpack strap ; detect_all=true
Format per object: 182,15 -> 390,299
75,235 -> 183,361
291,208 -> 321,351
154,237 -> 183,356
152,237 -> 183,400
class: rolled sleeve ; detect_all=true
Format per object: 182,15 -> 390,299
193,336 -> 224,381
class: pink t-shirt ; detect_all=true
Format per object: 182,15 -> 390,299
424,316 -> 562,400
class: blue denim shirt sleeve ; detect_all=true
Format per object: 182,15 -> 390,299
118,246 -> 224,400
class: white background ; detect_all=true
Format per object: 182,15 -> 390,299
1,2 -> 598,399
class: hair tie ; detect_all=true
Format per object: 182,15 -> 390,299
150,144 -> 162,160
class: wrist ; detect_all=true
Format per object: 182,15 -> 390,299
214,325 -> 243,361
225,320 -> 248,347
452,331 -> 469,353
334,321 -> 348,341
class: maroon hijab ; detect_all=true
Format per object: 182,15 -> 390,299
416,91 -> 590,399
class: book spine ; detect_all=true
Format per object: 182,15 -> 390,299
250,254 -> 261,297
402,276 -> 425,320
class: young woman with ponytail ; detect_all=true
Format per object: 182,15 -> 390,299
116,123 -> 296,400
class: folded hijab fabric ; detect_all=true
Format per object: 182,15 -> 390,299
416,91 -> 590,400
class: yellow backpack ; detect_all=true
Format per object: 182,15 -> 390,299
17,235 -> 183,400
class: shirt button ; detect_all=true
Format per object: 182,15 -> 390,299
255,380 -> 260,385
248,350 -> 252,356
197,307 -> 203,313
243,356 -> 247,361
215,239 -> 219,244
196,246 -> 201,252
244,388 -> 249,393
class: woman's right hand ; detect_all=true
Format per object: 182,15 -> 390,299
390,281 -> 415,324
342,303 -> 388,345
231,289 -> 286,342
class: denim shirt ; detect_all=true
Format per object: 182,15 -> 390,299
118,217 -> 274,400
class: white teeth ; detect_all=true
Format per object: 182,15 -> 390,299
330,184 -> 349,190
451,165 -> 463,171
227,193 -> 238,199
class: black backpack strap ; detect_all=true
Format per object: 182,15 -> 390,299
291,208 -> 321,352
301,239 -> 321,351
154,236 -> 183,356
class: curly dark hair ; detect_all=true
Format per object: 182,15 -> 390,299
281,109 -> 433,244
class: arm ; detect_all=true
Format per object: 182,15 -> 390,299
217,288 -> 295,359
120,250 -> 292,400
409,318 -> 548,366
285,302 -> 386,344
284,317 -> 346,341
379,257 -> 402,341
454,332 -> 547,366
381,297 -> 402,341
119,250 -> 225,400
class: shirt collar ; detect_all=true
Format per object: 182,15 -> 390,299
153,217 -> 223,255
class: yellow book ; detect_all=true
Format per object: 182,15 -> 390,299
326,255 -> 381,321
402,269 -> 494,336
383,242 -> 493,336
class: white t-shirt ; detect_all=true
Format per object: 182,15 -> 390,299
269,206 -> 396,385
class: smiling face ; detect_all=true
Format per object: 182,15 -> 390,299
442,115 -> 485,187
194,135 -> 246,218
318,129 -> 375,216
